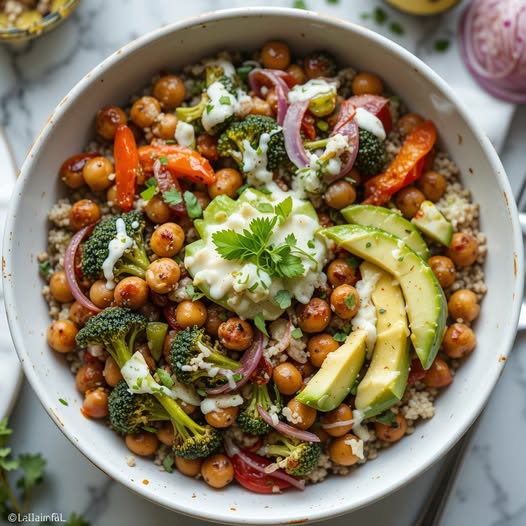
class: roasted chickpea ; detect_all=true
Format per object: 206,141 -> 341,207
113,276 -> 149,310
320,403 -> 354,437
324,180 -> 357,209
447,232 -> 479,267
297,298 -> 331,333
130,95 -> 162,128
286,64 -> 307,85
157,422 -> 175,446
49,270 -> 74,303
95,105 -> 127,141
398,113 -> 424,136
175,455 -> 203,477
375,414 -> 408,443
328,433 -> 360,466
150,222 -> 185,258
106,184 -> 118,205
175,300 -> 208,328
295,360 -> 315,379
103,356 -> 123,387
273,362 -> 303,395
307,333 -> 339,368
196,133 -> 219,161
151,113 -> 178,140
89,279 -> 114,309
162,330 -> 178,362
205,406 -> 239,428
204,305 -> 224,337
448,289 -> 480,322
47,319 -> 78,353
218,318 -> 254,351
286,399 -> 317,430
352,72 -> 384,95
261,40 -> 290,70
59,152 -> 99,189
81,387 -> 109,419
208,168 -> 244,199
153,74 -> 186,110
416,170 -> 447,202
69,300 -> 93,328
193,190 -> 210,212
201,454 -> 234,489
135,342 -> 156,371
144,194 -> 173,224
82,156 -> 114,192
423,358 -> 453,388
428,255 -> 456,289
303,50 -> 337,79
395,186 -> 426,219
443,323 -> 476,358
75,361 -> 105,393
145,258 -> 181,295
69,199 -> 101,231
330,284 -> 360,320
327,258 -> 359,288
125,431 -> 159,456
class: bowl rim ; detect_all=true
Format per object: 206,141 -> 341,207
3,6 -> 524,524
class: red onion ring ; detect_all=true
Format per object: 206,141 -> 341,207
329,100 -> 359,179
223,436 -> 305,491
283,100 -> 311,169
257,405 -> 321,443
248,68 -> 291,125
459,0 -> 526,103
205,330 -> 264,395
64,223 -> 101,313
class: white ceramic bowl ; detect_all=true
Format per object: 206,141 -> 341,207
3,7 -> 523,525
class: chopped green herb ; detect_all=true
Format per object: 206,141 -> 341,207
275,290 -> 292,309
256,202 -> 274,214
346,256 -> 360,269
307,239 -> 316,249
374,7 -> 387,24
293,0 -> 307,8
344,293 -> 356,309
219,95 -> 232,105
316,120 -> 329,131
326,0 -> 339,3
140,177 -> 158,201
379,308 -> 386,314
185,284 -> 205,301
254,313 -> 269,337
333,332 -> 348,343
291,327 -> 303,339
38,260 -> 51,277
58,398 -> 69,406
389,22 -> 404,35
158,155 -> 169,165
162,454 -> 175,473
163,188 -> 183,206
376,410 -> 396,425
275,197 -> 293,223
206,103 -> 214,114
329,208 -> 341,223
237,65 -> 254,82
366,242 -> 372,248
434,39 -> 450,52
157,368 -> 175,389
319,290 -> 327,300
164,139 -> 176,144
184,191 -> 203,219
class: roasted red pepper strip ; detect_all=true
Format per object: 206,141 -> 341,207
363,120 -> 437,205
348,94 -> 393,134
138,144 -> 216,185
114,124 -> 140,212
301,111 -> 316,141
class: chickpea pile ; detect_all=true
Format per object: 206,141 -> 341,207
43,39 -> 485,491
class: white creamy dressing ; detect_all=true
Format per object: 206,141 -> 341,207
200,393 -> 244,415
184,189 -> 328,320
175,120 -> 195,147
240,132 -> 274,186
344,437 -> 365,460
351,409 -> 371,442
351,270 -> 381,357
121,352 -> 172,397
102,217 -> 134,290
354,107 -> 386,140
288,79 -> 337,104
201,80 -> 239,133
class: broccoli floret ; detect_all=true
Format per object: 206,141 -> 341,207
354,129 -> 386,176
169,327 -> 240,385
176,94 -> 208,126
217,115 -> 287,171
81,210 -> 150,282
237,383 -> 281,436
76,307 -> 147,368
108,380 -> 168,435
265,432 -> 322,477
107,380 -> 221,459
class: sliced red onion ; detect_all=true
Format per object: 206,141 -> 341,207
257,405 -> 321,443
223,436 -> 305,491
205,330 -> 264,395
321,418 -> 354,430
459,0 -> 526,103
248,68 -> 290,125
282,99 -> 311,169
64,223 -> 101,313
330,100 -> 359,179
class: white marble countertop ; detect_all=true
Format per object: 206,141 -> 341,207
1,1 -> 525,525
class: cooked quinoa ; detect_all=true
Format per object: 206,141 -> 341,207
41,41 -> 486,493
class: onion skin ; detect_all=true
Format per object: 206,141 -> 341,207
248,68 -> 291,125
257,405 -> 321,443
459,0 -> 526,103
64,223 -> 101,314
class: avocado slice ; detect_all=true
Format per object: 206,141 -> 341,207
411,200 -> 453,247
354,262 -> 410,418
321,224 -> 447,369
341,204 -> 430,260
295,329 -> 367,412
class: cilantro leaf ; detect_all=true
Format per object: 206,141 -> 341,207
185,284 -> 205,301
16,453 -> 46,491
278,252 -> 305,278
254,313 -> 269,337
157,368 -> 175,389
184,191 -> 203,219
213,229 -> 254,261
275,290 -> 292,309
163,188 -> 183,206
140,177 -> 158,201
333,332 -> 348,343
38,260 -> 51,277
274,196 -> 293,222
0,448 -> 18,471
344,292 -> 356,309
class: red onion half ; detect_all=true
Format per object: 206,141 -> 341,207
257,405 -> 321,443
248,68 -> 291,125
459,0 -> 526,103
64,223 -> 101,313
